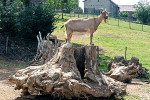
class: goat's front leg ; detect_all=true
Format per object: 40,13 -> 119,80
90,33 -> 94,45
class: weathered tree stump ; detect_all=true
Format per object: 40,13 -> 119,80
105,56 -> 149,83
30,33 -> 60,66
74,46 -> 103,83
9,44 -> 126,99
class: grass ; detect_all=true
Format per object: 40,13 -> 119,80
131,95 -> 140,99
53,13 -> 150,78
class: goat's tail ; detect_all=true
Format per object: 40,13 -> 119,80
60,25 -> 64,29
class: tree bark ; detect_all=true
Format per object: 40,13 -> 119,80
9,44 -> 126,99
105,56 -> 148,83
30,33 -> 59,66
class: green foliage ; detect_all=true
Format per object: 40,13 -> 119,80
0,0 -> 22,36
119,12 -> 129,17
47,0 -> 78,19
17,6 -> 56,39
133,1 -> 150,23
0,0 -> 56,39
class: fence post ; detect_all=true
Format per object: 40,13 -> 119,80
142,23 -> 143,31
118,17 -> 119,26
129,21 -> 131,29
78,10 -> 79,18
6,37 -> 9,56
125,47 -> 127,60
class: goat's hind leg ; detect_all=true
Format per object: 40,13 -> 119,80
65,33 -> 72,43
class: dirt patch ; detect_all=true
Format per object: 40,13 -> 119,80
126,79 -> 150,100
102,34 -> 120,39
72,32 -> 90,39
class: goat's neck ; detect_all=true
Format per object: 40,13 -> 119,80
96,15 -> 103,26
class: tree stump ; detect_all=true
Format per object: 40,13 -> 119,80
9,44 -> 126,99
74,46 -> 103,83
105,56 -> 149,83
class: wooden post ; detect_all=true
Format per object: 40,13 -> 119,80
118,17 -> 119,26
5,37 -> 9,56
129,21 -> 131,29
125,47 -> 127,60
142,23 -> 143,31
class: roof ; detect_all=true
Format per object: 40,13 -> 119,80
110,0 -> 118,6
83,0 -> 118,6
83,0 -> 87,2
119,5 -> 136,12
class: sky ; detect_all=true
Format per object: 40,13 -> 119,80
112,0 -> 150,5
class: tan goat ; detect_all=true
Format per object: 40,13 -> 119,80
60,9 -> 109,45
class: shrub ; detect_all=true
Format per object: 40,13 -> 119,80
119,12 -> 129,17
18,6 -> 56,39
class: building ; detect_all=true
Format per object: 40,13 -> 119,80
119,5 -> 136,18
79,0 -> 119,17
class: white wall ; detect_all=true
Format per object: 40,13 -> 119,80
84,0 -> 110,11
79,0 -> 85,13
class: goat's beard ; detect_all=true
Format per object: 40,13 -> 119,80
104,19 -> 107,23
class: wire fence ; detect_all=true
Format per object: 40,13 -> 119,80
56,11 -> 150,33
106,17 -> 150,33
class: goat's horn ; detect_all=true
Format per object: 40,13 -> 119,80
105,8 -> 107,11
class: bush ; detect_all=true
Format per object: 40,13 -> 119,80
0,0 -> 56,40
119,12 -> 129,17
18,6 -> 56,39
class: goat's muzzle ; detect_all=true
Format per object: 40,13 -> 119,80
105,16 -> 108,19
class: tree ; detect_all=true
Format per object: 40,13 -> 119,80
0,0 -> 56,40
47,0 -> 78,19
133,0 -> 150,23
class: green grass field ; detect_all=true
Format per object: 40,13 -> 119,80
53,13 -> 150,78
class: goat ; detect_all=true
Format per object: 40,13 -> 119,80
60,8 -> 109,45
